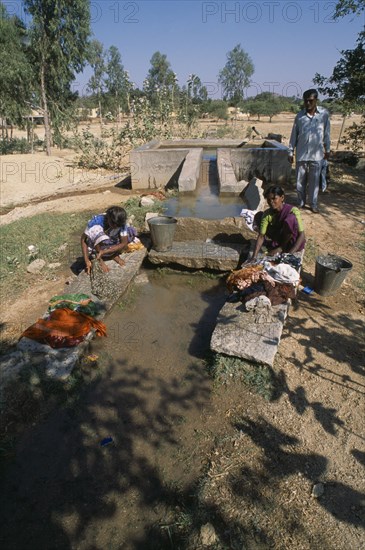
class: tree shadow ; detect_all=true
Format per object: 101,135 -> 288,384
234,416 -> 365,527
284,294 -> 365,378
0,352 -> 213,549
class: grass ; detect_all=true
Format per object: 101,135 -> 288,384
0,211 -> 94,301
117,286 -> 139,311
207,352 -> 275,401
123,196 -> 165,231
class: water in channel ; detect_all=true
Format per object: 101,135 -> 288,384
163,149 -> 246,219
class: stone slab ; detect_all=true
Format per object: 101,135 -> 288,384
1,248 -> 147,386
210,250 -> 304,366
210,300 -> 289,367
174,216 -> 254,243
148,241 -> 249,271
242,177 -> 265,211
68,248 -> 147,310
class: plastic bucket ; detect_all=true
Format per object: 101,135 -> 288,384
148,216 -> 177,252
314,254 -> 352,296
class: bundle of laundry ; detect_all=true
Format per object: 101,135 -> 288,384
270,253 -> 302,270
226,261 -> 300,306
48,293 -> 100,317
20,308 -> 107,349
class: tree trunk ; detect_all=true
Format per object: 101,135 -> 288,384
116,93 -> 119,131
336,114 -> 347,151
40,63 -> 52,156
98,96 -> 103,129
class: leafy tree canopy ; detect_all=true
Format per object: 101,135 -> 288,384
333,0 -> 365,18
145,51 -> 177,92
24,0 -> 91,153
0,3 -> 33,125
313,33 -> 365,108
218,44 -> 254,104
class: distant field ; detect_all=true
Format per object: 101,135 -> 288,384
11,113 -> 363,153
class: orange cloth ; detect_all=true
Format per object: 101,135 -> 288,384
21,308 -> 107,347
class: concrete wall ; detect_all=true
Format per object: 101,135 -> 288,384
130,138 -> 291,191
230,140 -> 291,185
130,142 -> 188,189
217,149 -> 246,195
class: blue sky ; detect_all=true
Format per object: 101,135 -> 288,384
12,0 -> 365,98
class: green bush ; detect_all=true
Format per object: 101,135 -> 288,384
0,138 -> 31,155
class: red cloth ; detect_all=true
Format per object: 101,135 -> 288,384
21,308 -> 107,348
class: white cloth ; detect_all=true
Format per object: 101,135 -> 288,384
240,208 -> 258,232
264,262 -> 300,285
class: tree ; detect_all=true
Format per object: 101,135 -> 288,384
24,0 -> 91,155
187,74 -> 208,103
0,3 -> 33,138
87,40 -> 106,126
144,51 -> 178,105
105,46 -> 132,120
313,35 -> 365,105
333,0 -> 365,18
313,0 -> 365,150
218,44 -> 254,104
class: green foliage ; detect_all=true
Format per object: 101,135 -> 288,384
105,45 -> 133,116
74,88 -> 185,170
87,39 -> 106,119
203,99 -> 229,120
313,33 -> 365,107
242,93 -> 298,122
0,138 -> 32,154
0,4 -> 33,128
341,114 -> 365,152
333,0 -> 365,18
24,0 -> 91,153
144,51 -> 178,107
218,44 -> 254,104
187,74 -> 208,103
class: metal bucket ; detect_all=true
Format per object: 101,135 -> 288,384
148,216 -> 177,252
314,254 -> 352,296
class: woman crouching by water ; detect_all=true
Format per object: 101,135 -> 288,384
252,185 -> 306,261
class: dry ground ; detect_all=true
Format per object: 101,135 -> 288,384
0,116 -> 364,549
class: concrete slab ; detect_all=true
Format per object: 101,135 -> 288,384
210,300 -> 289,367
148,241 -> 249,271
68,248 -> 147,309
178,148 -> 203,192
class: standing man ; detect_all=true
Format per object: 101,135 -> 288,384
289,89 -> 331,214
